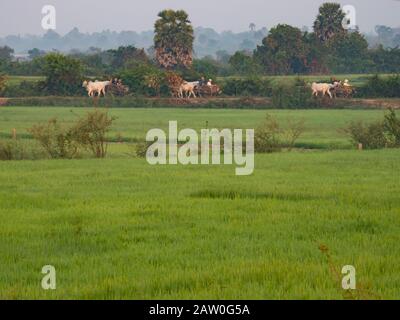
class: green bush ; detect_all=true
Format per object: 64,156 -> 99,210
221,77 -> 272,96
346,109 -> 400,149
29,118 -> 79,159
281,118 -> 306,150
346,121 -> 388,149
272,78 -> 321,109
0,139 -> 29,160
193,58 -> 219,80
254,115 -> 282,153
29,110 -> 115,159
119,64 -> 169,96
72,110 -> 115,158
383,108 -> 400,147
357,75 -> 400,98
255,114 -> 305,153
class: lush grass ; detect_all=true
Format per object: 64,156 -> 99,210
0,107 -> 390,149
0,150 -> 399,299
0,107 -> 399,299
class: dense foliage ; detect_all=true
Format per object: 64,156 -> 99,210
346,108 -> 400,149
29,110 -> 115,159
41,53 -> 83,95
357,75 -> 400,98
1,3 -> 400,99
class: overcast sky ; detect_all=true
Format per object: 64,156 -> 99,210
1,0 -> 399,36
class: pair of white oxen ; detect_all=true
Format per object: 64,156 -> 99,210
82,79 -> 346,99
311,80 -> 349,99
183,80 -> 347,99
82,80 -> 111,97
179,80 -> 214,98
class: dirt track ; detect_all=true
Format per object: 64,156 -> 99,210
350,99 -> 400,109
1,96 -> 400,109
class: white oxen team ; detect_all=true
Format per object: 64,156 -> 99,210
311,79 -> 350,99
178,78 -> 222,98
82,76 -> 353,100
82,77 -> 219,99
82,80 -> 111,97
311,82 -> 338,99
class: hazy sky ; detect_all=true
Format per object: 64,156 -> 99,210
1,0 -> 399,36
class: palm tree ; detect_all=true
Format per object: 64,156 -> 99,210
249,23 -> 256,32
313,3 -> 346,42
154,10 -> 194,69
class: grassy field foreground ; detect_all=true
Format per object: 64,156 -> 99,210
0,149 -> 399,299
0,107 -> 399,299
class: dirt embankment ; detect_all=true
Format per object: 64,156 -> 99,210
349,99 -> 400,109
1,96 -> 399,109
0,98 -> 9,106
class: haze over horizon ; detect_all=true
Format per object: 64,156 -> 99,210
1,0 -> 400,37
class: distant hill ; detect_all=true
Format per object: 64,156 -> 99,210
0,27 -> 268,58
1,25 -> 398,58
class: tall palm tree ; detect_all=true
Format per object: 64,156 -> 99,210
154,10 -> 194,69
313,3 -> 346,43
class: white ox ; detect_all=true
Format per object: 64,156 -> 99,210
82,80 -> 111,97
311,82 -> 340,99
179,81 -> 199,98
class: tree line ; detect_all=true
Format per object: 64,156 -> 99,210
1,3 -> 400,97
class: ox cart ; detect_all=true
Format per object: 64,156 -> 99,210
196,84 -> 222,97
107,83 -> 130,97
334,85 -> 356,98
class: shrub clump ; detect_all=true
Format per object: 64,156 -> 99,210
383,108 -> 400,147
0,139 -> 29,160
29,109 -> 115,159
357,75 -> 400,98
271,78 -> 323,109
346,121 -> 388,149
29,118 -> 78,159
72,110 -> 115,158
221,77 -> 272,97
255,114 -> 305,153
255,115 -> 282,153
346,108 -> 400,149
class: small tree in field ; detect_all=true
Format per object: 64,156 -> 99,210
154,9 -> 194,69
29,118 -> 79,159
72,110 -> 115,158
